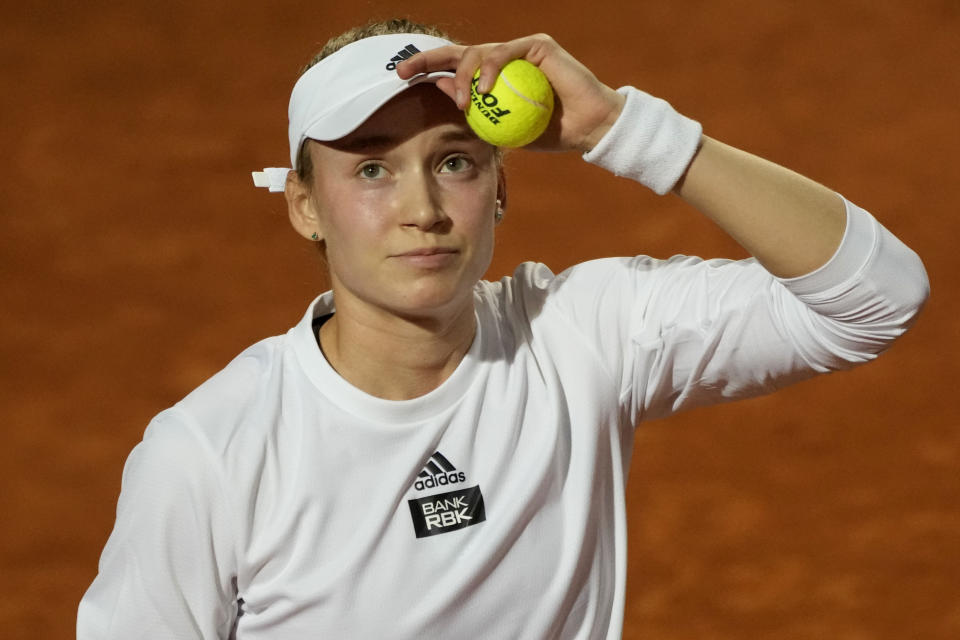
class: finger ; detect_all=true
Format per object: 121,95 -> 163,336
454,42 -> 529,110
471,44 -> 519,94
399,37 -> 555,111
452,45 -> 488,110
395,45 -> 464,79
432,77 -> 458,105
459,37 -> 555,103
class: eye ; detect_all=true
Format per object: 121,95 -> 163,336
358,163 -> 386,179
439,155 -> 472,173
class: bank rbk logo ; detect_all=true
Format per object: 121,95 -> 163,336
408,485 -> 486,539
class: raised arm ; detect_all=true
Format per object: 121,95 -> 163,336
673,136 -> 846,277
400,34 -> 847,278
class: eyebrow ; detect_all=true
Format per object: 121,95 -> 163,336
334,134 -> 397,152
333,127 -> 481,153
436,129 -> 481,144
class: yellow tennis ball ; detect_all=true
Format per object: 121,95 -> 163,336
465,59 -> 554,148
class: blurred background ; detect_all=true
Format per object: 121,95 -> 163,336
2,1 -> 957,638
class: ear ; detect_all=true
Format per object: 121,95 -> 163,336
285,170 -> 323,241
496,164 -> 507,212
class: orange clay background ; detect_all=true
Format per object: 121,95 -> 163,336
2,1 -> 958,638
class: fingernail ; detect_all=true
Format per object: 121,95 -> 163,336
481,73 -> 496,94
456,89 -> 465,109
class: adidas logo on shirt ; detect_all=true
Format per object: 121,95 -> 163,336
407,451 -> 486,538
385,44 -> 421,70
414,451 -> 466,491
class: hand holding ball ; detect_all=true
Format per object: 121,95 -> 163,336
465,60 -> 554,148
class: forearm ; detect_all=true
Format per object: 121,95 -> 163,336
674,135 -> 847,278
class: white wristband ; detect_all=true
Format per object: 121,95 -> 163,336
582,86 -> 702,195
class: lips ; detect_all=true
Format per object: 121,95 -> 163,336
391,246 -> 459,268
393,247 -> 458,257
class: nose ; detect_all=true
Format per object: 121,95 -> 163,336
396,170 -> 449,231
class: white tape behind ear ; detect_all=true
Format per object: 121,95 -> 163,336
252,167 -> 291,193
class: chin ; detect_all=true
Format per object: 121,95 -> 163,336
393,280 -> 476,318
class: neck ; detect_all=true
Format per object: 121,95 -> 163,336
318,299 -> 476,401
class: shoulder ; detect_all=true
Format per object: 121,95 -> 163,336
474,261 -> 553,303
179,336 -> 282,410
123,408 -> 221,498
475,258 -> 643,298
477,255 -> 773,335
476,257 -> 687,306
472,258 -> 662,338
162,334 -> 291,458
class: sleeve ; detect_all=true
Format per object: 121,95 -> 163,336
77,409 -> 239,639
546,197 -> 929,424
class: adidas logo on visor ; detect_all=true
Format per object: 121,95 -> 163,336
414,451 -> 466,491
385,44 -> 421,70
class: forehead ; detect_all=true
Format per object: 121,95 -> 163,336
323,84 -> 478,153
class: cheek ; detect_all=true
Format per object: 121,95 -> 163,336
464,185 -> 499,238
316,189 -> 386,243
321,206 -> 402,294
456,196 -> 497,271
323,213 -> 378,269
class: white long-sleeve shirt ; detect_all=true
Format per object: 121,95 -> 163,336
78,92 -> 928,639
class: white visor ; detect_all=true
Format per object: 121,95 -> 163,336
252,33 -> 455,192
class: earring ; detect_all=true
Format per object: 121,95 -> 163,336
311,232 -> 319,241
494,199 -> 504,224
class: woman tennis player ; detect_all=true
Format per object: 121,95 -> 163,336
78,19 -> 927,639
